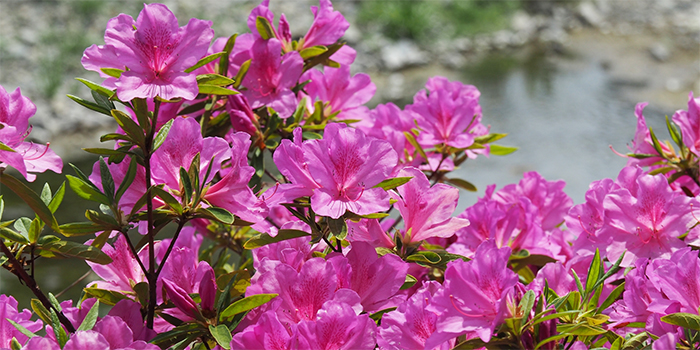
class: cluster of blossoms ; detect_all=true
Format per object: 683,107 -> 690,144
2,1 -> 700,350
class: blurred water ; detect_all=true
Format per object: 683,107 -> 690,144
449,49 -> 669,211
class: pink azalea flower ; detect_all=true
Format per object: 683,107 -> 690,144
390,167 -> 470,244
378,281 -> 455,350
355,102 -> 415,162
672,92 -> 700,156
565,178 -> 616,256
242,38 -> 303,118
626,102 -> 671,166
301,65 -> 375,121
406,76 -> 487,151
82,3 -> 214,101
230,311 -> 295,349
294,301 -> 377,350
426,241 -> 518,347
649,248 -> 700,315
0,295 -> 43,348
600,167 -> 699,266
0,86 -> 62,181
302,123 -> 398,219
528,262 -> 576,297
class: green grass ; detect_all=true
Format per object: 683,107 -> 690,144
357,0 -> 520,44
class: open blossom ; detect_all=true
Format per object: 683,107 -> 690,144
301,65 -> 376,121
426,241 -> 518,347
406,76 -> 487,152
82,3 -> 214,101
0,295 -> 43,348
242,38 -> 303,118
600,166 -> 700,266
672,92 -> 700,156
0,86 -> 62,181
296,123 -> 397,218
390,167 -> 470,244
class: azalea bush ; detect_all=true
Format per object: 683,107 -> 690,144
1,1 -> 700,350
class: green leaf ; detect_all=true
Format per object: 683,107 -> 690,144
622,332 -> 649,349
406,251 -> 441,265
100,133 -> 134,143
661,312 -> 700,330
535,333 -> 569,350
0,173 -> 60,233
198,84 -> 238,95
220,294 -> 278,322
531,310 -> 581,327
519,290 -> 536,325
445,178 -> 477,192
233,59 -> 251,89
31,299 -> 52,325
666,115 -> 683,147
218,34 -> 237,77
40,183 -> 52,206
403,131 -> 428,160
59,222 -> 106,236
83,286 -> 129,306
132,98 -> 149,131
38,238 -> 113,264
648,127 -> 665,157
77,300 -> 100,331
67,175 -> 110,205
51,309 -> 69,348
196,207 -> 235,225
556,323 -> 607,336
302,131 -> 323,140
48,182 -> 66,214
327,217 -> 347,239
112,110 -> 146,148
373,176 -> 413,191
76,78 -> 115,99
151,119 -> 173,153
473,132 -> 508,144
0,226 -> 29,244
369,307 -> 397,322
598,281 -> 625,313
585,248 -> 603,297
151,186 -> 183,215
209,325 -> 232,350
99,157 -> 115,202
0,141 -> 16,153
7,319 -> 37,339
255,16 -> 275,40
490,144 -> 518,156
100,67 -> 123,78
196,73 -> 235,86
82,148 -> 126,157
244,229 -> 310,249
91,230 -> 111,249
400,274 -> 417,290
299,45 -> 328,59
179,167 -> 193,204
67,94 -> 111,115
185,52 -> 227,73
115,157 -> 138,203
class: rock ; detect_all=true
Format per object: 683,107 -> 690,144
578,2 -> 605,27
666,78 -> 682,92
380,40 -> 428,71
384,73 -> 405,100
649,43 -> 671,62
511,11 -> 536,35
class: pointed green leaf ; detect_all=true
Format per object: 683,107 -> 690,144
185,52 -> 227,73
0,173 -> 60,233
255,16 -> 275,40
76,78 -> 116,99
99,157 -> 115,202
400,274 -> 417,290
67,175 -> 110,205
82,148 -> 126,157
403,131 -> 428,160
100,68 -> 123,78
585,248 -> 602,296
115,157 -> 138,203
40,183 -> 52,206
490,144 -> 518,156
519,290 -> 536,325
50,309 -> 69,348
195,207 -> 234,225
179,167 -> 193,204
474,133 -> 508,144
209,325 -> 232,349
77,300 -> 100,331
0,141 -> 16,153
152,186 -> 182,215
299,45 -> 328,59
244,229 -> 310,249
38,238 -> 113,264
112,110 -> 146,147
373,176 -> 413,191
83,286 -> 129,306
67,94 -> 111,115
219,294 -> 278,322
666,115 -> 683,147
0,226 -> 29,244
198,84 -> 238,95
233,59 -> 251,89
446,178 -> 477,192
30,299 -> 51,325
59,222 -> 107,236
661,312 -> 700,330
406,251 -> 441,264
7,319 -> 37,339
48,182 -> 65,214
196,73 -> 235,86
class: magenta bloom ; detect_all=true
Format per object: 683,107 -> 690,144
82,3 -> 214,101
301,65 -> 375,121
626,103 -> 671,166
0,86 -> 62,181
600,167 -> 699,266
407,76 -> 486,151
242,38 -> 303,118
391,167 -> 470,244
302,123 -> 398,218
294,301 -> 377,350
426,241 -> 518,346
672,92 -> 700,156
0,295 -> 42,348
378,281 -> 454,350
